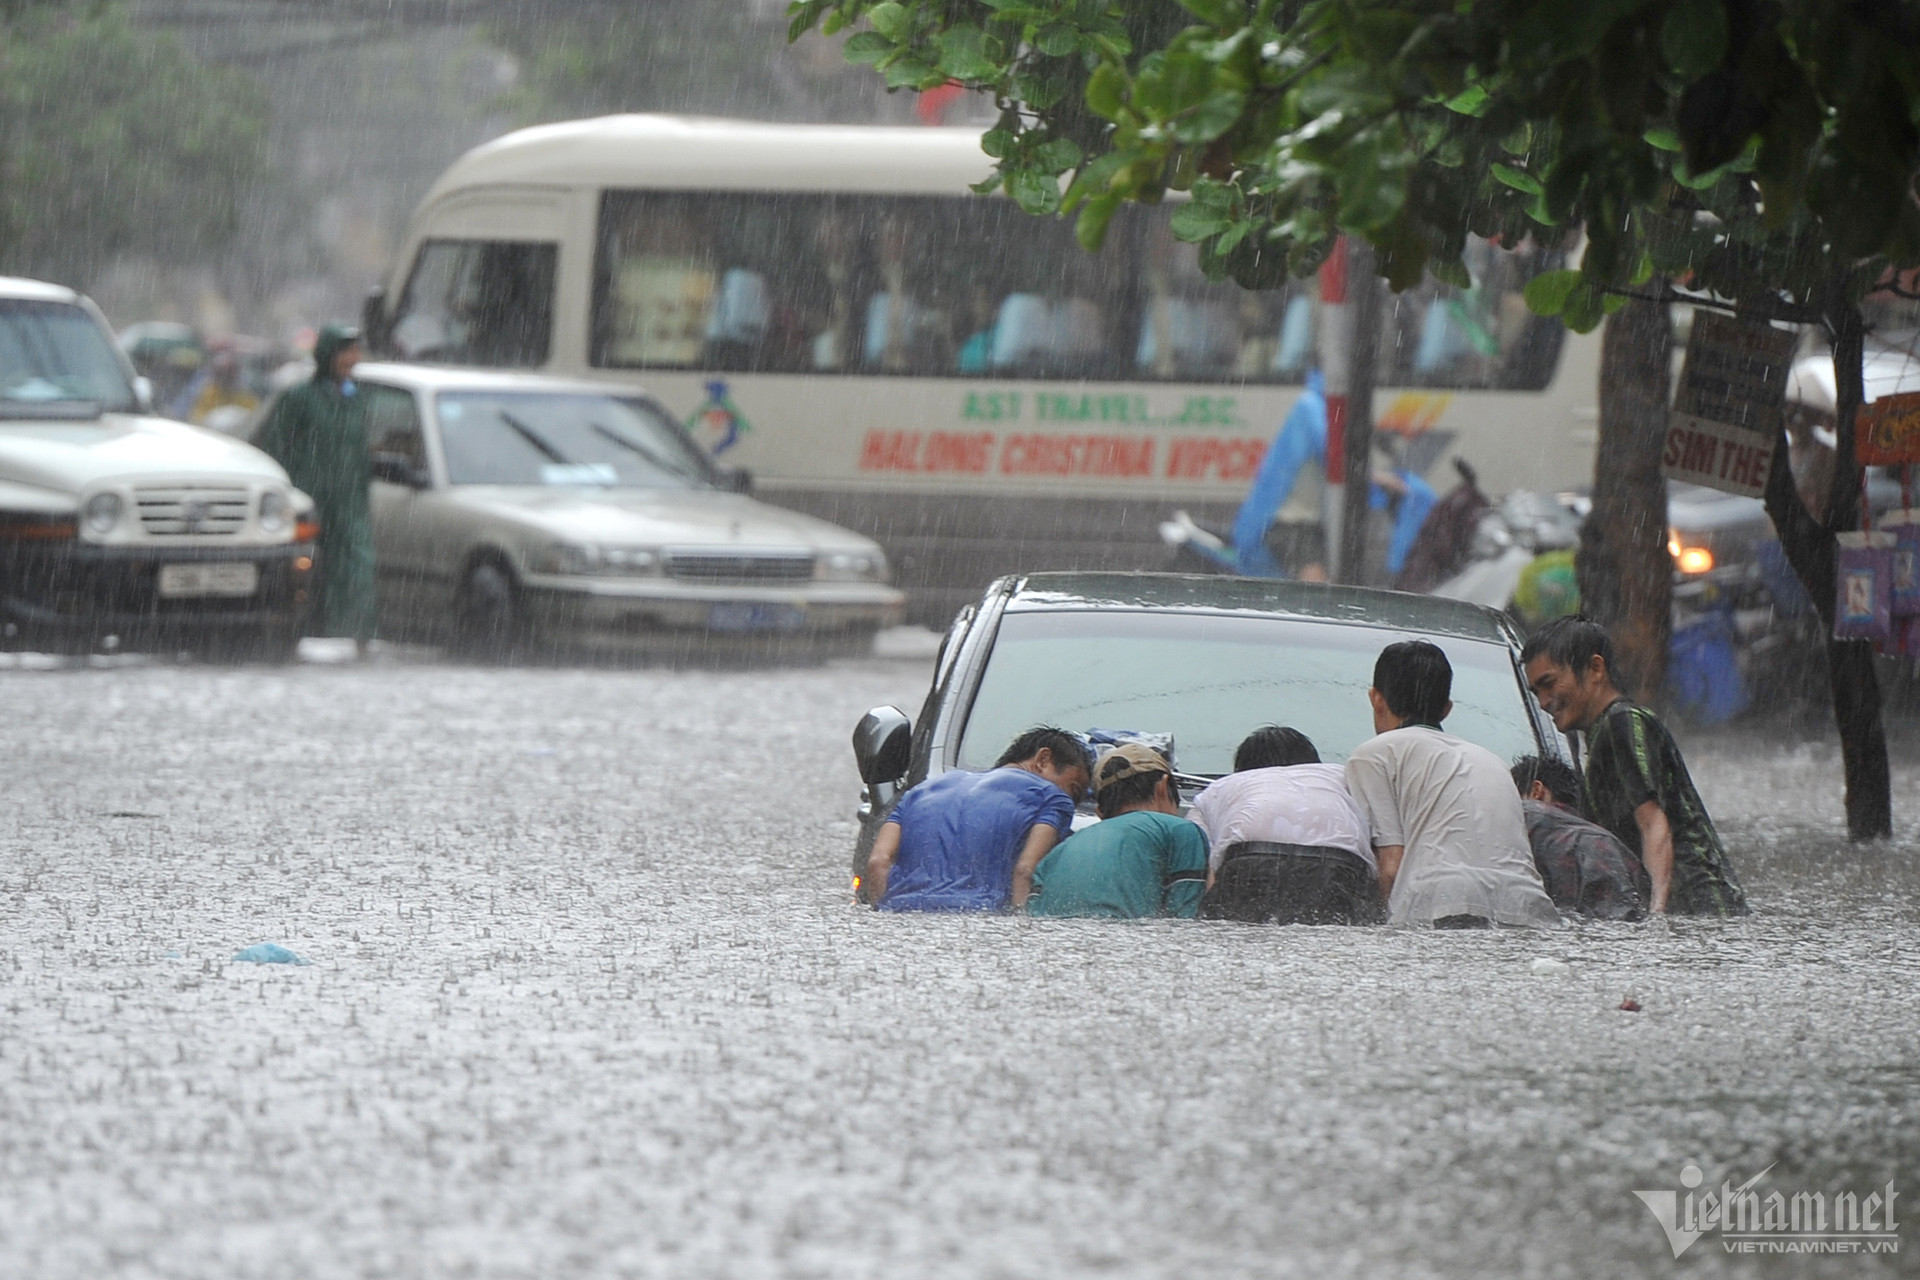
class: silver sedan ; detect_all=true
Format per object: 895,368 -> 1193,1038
348,364 -> 904,657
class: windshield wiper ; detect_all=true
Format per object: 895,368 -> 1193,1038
588,421 -> 701,482
496,410 -> 571,464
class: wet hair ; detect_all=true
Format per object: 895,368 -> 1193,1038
1095,767 -> 1175,819
1233,725 -> 1321,771
1519,616 -> 1614,679
1511,755 -> 1582,808
1372,641 -> 1452,726
995,727 -> 1092,774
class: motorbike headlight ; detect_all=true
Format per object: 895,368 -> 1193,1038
83,491 -> 122,535
258,489 -> 290,533
816,550 -> 886,582
529,543 -> 601,576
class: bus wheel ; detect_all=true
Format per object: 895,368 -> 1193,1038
456,559 -> 520,659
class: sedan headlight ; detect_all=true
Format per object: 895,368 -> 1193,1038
816,549 -> 887,582
528,543 -> 662,577
258,489 -> 290,533
83,491 -> 122,535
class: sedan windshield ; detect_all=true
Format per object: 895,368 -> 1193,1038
955,610 -> 1540,776
0,300 -> 138,413
435,391 -> 713,488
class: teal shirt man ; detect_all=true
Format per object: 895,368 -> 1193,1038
1026,742 -> 1209,919
1027,810 -> 1210,919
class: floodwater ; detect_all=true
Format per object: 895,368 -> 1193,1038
1,645 -> 1914,1278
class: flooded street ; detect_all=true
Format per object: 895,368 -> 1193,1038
1,648 -> 1914,1278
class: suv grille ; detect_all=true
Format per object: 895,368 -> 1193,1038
135,486 -> 250,537
665,551 -> 815,583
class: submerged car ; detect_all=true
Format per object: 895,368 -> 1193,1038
849,572 -> 1566,900
1,277 -> 316,657
331,364 -> 905,655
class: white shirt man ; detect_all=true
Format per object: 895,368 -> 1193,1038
1344,640 -> 1561,929
1187,764 -> 1372,876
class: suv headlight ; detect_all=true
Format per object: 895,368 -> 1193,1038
528,543 -> 661,577
83,491 -> 122,535
258,489 -> 290,533
817,550 -> 887,582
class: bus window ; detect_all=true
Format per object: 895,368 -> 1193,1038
589,188 -> 1564,389
391,240 -> 557,367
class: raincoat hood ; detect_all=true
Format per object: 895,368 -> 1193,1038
310,325 -> 360,384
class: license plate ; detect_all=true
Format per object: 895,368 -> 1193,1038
707,602 -> 804,632
158,562 -> 259,599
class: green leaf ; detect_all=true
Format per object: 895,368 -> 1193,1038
1662,0 -> 1728,78
1444,84 -> 1489,117
1642,126 -> 1682,153
1034,137 -> 1084,172
883,56 -> 938,89
1170,200 -> 1237,242
843,31 -> 894,66
938,25 -> 1001,81
1086,62 -> 1128,120
867,2 -> 911,41
1170,88 -> 1247,143
1522,269 -> 1582,316
1176,0 -> 1248,26
981,127 -> 1016,159
1560,281 -> 1607,333
1491,163 -> 1543,195
1035,23 -> 1082,57
1007,166 -> 1064,215
1074,191 -> 1123,250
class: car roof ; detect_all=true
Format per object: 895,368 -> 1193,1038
354,362 -> 658,399
0,277 -> 82,304
1001,572 -> 1518,643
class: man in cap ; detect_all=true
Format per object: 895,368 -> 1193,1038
1025,743 -> 1210,919
253,325 -> 378,654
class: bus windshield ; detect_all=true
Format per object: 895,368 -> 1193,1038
592,191 -> 1566,391
434,391 -> 713,489
954,610 -> 1539,776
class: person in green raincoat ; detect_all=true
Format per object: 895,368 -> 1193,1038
254,325 -> 378,651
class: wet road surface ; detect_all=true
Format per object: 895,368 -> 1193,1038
1,646 -> 1915,1278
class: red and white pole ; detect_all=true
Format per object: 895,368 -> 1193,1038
1318,238 -> 1351,581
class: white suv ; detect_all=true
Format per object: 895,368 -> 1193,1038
0,277 -> 315,657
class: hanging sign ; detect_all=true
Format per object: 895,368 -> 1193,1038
1857,392 -> 1920,465
1662,312 -> 1798,497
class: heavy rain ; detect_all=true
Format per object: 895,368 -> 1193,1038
1,2 -> 1917,1276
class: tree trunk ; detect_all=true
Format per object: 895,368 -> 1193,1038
1576,291 -> 1673,701
1762,300 -> 1893,840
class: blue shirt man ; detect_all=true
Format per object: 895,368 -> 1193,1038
866,728 -> 1090,913
1232,370 -> 1327,576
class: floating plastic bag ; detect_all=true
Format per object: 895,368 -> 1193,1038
1668,611 -> 1749,725
1834,531 -> 1895,641
232,942 -> 307,965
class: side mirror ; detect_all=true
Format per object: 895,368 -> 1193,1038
133,376 -> 156,414
852,705 -> 912,785
370,451 -> 428,488
720,466 -> 753,494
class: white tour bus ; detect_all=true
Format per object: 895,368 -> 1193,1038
364,114 -> 1599,621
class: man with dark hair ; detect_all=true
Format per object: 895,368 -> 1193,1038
1520,617 -> 1747,916
1510,755 -> 1648,920
866,727 -> 1091,913
1345,642 -> 1561,928
1189,726 -> 1379,923
1025,744 -> 1209,919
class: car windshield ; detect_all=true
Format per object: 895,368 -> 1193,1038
0,299 -> 138,413
955,609 -> 1539,776
435,391 -> 713,488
